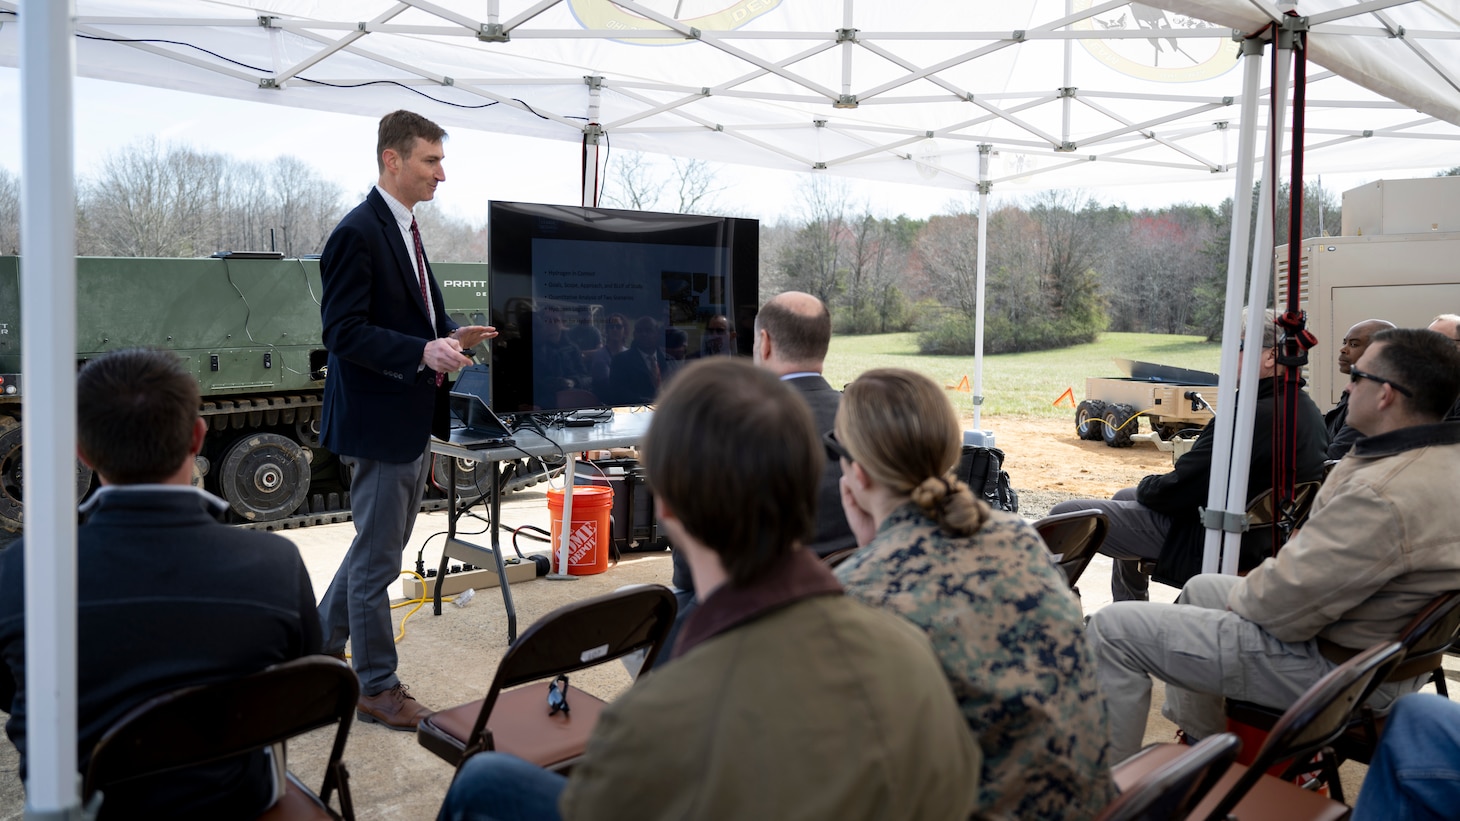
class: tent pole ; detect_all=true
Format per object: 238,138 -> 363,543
20,1 -> 81,818
1201,35 -> 1265,577
582,76 -> 603,207
1220,31 -> 1292,576
972,144 -> 991,435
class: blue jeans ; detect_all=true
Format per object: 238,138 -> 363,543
437,753 -> 566,821
1355,693 -> 1460,821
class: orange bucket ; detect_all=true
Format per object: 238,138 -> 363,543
547,485 -> 614,575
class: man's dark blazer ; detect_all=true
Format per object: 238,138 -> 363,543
609,346 -> 667,406
320,188 -> 458,463
785,374 -> 857,557
0,488 -> 320,819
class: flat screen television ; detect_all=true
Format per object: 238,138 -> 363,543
487,201 -> 760,415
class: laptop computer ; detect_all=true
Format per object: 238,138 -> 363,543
448,366 -> 516,449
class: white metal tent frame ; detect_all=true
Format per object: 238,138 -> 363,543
10,1 -> 1460,817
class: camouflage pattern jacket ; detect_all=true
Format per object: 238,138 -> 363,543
837,503 -> 1116,821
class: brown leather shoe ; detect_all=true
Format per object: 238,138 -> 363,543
357,683 -> 434,731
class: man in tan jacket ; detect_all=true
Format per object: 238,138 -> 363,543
437,359 -> 979,821
1088,327 -> 1460,763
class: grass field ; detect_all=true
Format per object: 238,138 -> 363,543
824,331 -> 1223,418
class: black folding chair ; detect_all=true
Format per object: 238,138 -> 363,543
1097,734 -> 1240,821
84,655 -> 358,821
1032,509 -> 1109,595
418,584 -> 676,772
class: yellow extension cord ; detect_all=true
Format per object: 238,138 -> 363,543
338,569 -> 460,660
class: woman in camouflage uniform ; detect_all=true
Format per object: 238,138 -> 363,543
832,368 -> 1116,820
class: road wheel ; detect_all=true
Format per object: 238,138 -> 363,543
1075,400 -> 1108,440
431,453 -> 494,505
1102,403 -> 1137,448
219,433 -> 312,521
0,416 -> 94,531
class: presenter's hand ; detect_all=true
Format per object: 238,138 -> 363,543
452,325 -> 498,349
423,338 -> 474,375
838,475 -> 877,548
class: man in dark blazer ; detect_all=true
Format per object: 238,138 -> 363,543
650,291 -> 853,670
0,348 -> 321,819
317,110 -> 494,729
608,315 -> 668,406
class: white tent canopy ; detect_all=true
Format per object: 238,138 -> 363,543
3,0 -> 1459,196
7,2 -> 1460,817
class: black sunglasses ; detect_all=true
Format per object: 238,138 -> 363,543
823,430 -> 854,463
547,674 -> 570,716
1349,367 -> 1412,398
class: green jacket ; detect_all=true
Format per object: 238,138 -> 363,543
561,553 -> 980,821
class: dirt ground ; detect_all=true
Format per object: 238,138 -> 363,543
964,413 -> 1178,517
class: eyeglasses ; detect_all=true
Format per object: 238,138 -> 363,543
547,674 -> 571,716
823,430 -> 854,464
1349,367 -> 1412,397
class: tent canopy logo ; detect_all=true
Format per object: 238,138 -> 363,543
1073,1 -> 1240,82
567,0 -> 782,46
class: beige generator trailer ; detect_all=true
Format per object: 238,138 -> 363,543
1277,176 -> 1460,412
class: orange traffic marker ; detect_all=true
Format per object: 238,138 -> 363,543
1053,386 -> 1076,408
945,374 -> 971,393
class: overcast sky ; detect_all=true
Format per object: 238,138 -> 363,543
2,73 -> 1452,229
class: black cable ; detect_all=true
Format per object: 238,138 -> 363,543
70,29 -> 591,120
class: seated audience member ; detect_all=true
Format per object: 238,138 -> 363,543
661,327 -> 689,382
1353,693 -> 1460,821
686,313 -> 735,358
832,367 -> 1114,820
1428,313 -> 1460,420
437,359 -> 979,821
1325,318 -> 1395,459
566,305 -> 601,355
586,312 -> 629,389
1048,314 -> 1328,600
1087,327 -> 1460,763
532,304 -> 590,405
0,347 -> 321,819
608,316 -> 667,405
652,293 -> 856,674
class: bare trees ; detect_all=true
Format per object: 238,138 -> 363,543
75,139 -> 347,258
0,169 -> 17,255
599,151 -> 726,214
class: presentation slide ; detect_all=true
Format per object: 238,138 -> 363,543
532,238 -> 729,319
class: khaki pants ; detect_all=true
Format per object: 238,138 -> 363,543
1087,573 -> 1419,762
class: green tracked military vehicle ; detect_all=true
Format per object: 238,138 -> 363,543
0,253 -> 540,533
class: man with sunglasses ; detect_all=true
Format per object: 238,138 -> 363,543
1325,318 -> 1395,459
1088,327 -> 1460,763
437,360 -> 979,821
1049,314 -> 1329,601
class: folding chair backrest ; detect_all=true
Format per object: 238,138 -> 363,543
84,656 -> 358,815
476,584 -> 676,718
1033,509 -> 1109,590
1387,591 -> 1460,683
495,584 -> 676,688
1202,641 -> 1403,821
1096,734 -> 1240,821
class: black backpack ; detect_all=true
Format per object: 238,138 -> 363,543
956,445 -> 1019,513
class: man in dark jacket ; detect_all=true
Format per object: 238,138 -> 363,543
1325,318 -> 1394,459
1050,318 -> 1329,601
0,348 -> 321,819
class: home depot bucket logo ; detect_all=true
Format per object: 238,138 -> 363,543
567,0 -> 781,46
569,520 -> 598,566
1072,0 -> 1239,83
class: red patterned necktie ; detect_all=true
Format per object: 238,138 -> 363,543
410,218 -> 443,387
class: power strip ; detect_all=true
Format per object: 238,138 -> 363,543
402,561 -> 538,599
